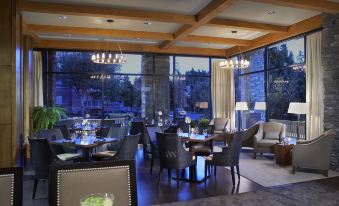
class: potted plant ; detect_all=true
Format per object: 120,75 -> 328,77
32,106 -> 67,132
198,118 -> 210,134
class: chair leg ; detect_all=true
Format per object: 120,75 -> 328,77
236,165 -> 240,180
158,167 -> 163,183
253,152 -> 257,159
168,169 -> 171,180
214,166 -> 217,176
32,179 -> 38,199
150,158 -> 154,174
176,169 -> 179,188
204,164 -> 207,185
182,168 -> 185,177
230,166 -> 235,185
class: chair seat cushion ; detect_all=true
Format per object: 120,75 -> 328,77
192,145 -> 212,155
57,153 -> 81,161
257,139 -> 280,147
264,131 -> 280,140
92,151 -> 117,158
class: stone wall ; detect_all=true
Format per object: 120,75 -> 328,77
322,13 -> 339,169
141,54 -> 170,121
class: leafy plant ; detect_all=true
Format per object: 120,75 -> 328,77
32,106 -> 67,132
198,118 -> 210,129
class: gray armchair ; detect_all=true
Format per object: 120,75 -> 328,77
292,129 -> 336,176
253,121 -> 286,159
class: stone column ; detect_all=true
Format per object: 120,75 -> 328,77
141,55 -> 170,122
322,14 -> 339,170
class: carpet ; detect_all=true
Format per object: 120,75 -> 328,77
155,180 -> 339,206
227,150 -> 339,187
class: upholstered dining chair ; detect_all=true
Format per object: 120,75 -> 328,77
49,160 -> 137,206
253,121 -> 286,159
292,129 -> 336,176
156,132 -> 196,188
92,134 -> 140,161
106,126 -> 128,151
146,126 -> 162,174
204,130 -> 243,185
54,124 -> 71,139
29,138 -> 80,199
131,121 -> 148,151
0,167 -> 22,206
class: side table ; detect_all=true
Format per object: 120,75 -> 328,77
274,143 -> 293,165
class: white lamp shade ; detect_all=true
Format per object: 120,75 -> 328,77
235,102 -> 248,111
288,102 -> 307,114
254,102 -> 266,110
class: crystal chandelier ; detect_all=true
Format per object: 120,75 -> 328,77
90,74 -> 111,80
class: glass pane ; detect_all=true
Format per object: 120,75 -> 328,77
103,75 -> 141,119
174,76 -> 210,121
53,74 -> 103,118
175,56 -> 210,76
268,37 -> 305,69
240,48 -> 265,74
267,67 -> 306,120
237,72 -> 265,129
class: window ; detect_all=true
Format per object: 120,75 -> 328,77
43,51 -> 212,121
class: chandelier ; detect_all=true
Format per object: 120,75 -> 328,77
90,74 -> 111,80
91,19 -> 126,65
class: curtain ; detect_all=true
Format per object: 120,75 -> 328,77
211,60 -> 235,130
32,51 -> 43,107
306,32 -> 324,140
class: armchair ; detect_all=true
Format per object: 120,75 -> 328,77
253,121 -> 286,159
292,129 -> 336,176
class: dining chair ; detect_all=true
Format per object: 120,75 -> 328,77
28,138 -> 80,199
0,167 -> 22,206
106,126 -> 128,151
49,160 -> 137,206
204,130 -> 243,185
156,132 -> 196,188
146,126 -> 162,174
131,121 -> 149,152
36,128 -> 76,154
54,124 -> 71,139
163,125 -> 178,133
92,134 -> 140,161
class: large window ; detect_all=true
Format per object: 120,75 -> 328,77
235,36 -> 306,128
43,51 -> 211,121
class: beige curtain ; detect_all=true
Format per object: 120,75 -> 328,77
306,31 -> 324,140
32,51 -> 43,106
211,59 -> 235,130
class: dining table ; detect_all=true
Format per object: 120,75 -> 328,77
51,135 -> 118,161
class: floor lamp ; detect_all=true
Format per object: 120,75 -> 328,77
235,102 -> 248,131
288,102 -> 307,140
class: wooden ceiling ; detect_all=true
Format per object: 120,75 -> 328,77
18,0 -> 338,57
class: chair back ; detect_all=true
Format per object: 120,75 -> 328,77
54,125 -> 71,139
115,134 -> 140,160
230,132 -> 244,165
213,118 -> 228,131
263,122 -> 285,141
106,127 -> 128,151
156,133 -> 188,169
146,127 -> 162,157
29,138 -> 55,179
101,119 -> 115,128
49,160 -> 137,206
56,119 -> 75,129
36,128 -> 64,140
176,119 -> 189,133
0,167 -> 22,206
131,121 -> 148,144
242,123 -> 259,147
163,125 -> 178,133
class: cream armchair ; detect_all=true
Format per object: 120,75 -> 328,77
253,121 -> 286,159
292,129 -> 336,176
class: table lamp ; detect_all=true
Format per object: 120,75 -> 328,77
235,102 -> 248,131
288,102 -> 307,140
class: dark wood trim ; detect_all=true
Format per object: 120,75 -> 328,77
0,167 -> 23,206
49,160 -> 138,206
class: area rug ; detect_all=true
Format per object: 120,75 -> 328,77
155,180 -> 339,206
226,150 -> 339,187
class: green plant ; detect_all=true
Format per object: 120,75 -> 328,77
198,118 -> 210,129
32,106 -> 67,132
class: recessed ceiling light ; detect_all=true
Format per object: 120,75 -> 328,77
64,34 -> 72,37
136,37 -> 141,40
106,19 -> 114,23
231,30 -> 238,34
144,21 -> 152,25
266,11 -> 276,15
58,16 -> 67,20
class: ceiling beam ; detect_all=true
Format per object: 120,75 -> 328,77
207,18 -> 289,33
33,39 -> 227,57
17,0 -> 196,25
26,24 -> 252,46
250,0 -> 339,14
226,14 -> 323,56
160,0 -> 239,49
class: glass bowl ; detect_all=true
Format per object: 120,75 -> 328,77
80,193 -> 114,206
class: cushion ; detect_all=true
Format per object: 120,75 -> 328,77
92,151 -> 117,158
264,131 -> 280,140
57,153 -> 81,161
257,139 -> 280,148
